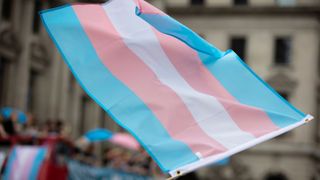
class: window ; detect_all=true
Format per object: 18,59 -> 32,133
100,108 -> 120,132
230,37 -> 246,60
1,0 -> 12,20
274,37 -> 292,65
68,73 -> 76,93
264,172 -> 288,180
33,0 -> 42,33
233,0 -> 248,6
79,96 -> 90,134
27,70 -> 39,112
190,0 -> 204,5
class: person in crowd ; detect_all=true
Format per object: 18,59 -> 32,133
39,119 -> 70,137
127,149 -> 152,175
55,120 -> 71,138
106,147 -> 125,169
150,160 -> 167,179
0,115 -> 7,138
1,111 -> 19,136
39,120 -> 56,136
55,120 -> 64,134
102,147 -> 112,166
20,113 -> 39,137
83,144 -> 98,166
118,150 -> 133,172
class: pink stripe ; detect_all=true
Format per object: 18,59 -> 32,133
21,149 -> 38,178
152,30 -> 279,137
73,5 -> 227,157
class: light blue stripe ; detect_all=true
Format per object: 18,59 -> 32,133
136,10 -> 224,60
40,5 -> 198,172
3,147 -> 17,180
137,13 -> 305,128
199,50 -> 305,128
29,147 -> 47,180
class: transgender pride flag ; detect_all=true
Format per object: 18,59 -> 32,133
41,0 -> 313,177
3,146 -> 47,180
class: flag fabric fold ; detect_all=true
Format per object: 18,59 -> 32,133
40,0 -> 312,177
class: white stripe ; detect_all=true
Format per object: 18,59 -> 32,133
102,0 -> 255,149
14,147 -> 36,180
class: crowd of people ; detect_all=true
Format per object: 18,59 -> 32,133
0,107 -> 164,178
73,144 -> 163,177
0,108 -> 69,139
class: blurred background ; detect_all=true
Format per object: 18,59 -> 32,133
0,0 -> 319,179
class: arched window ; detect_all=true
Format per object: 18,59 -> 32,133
1,0 -> 12,20
33,0 -> 42,33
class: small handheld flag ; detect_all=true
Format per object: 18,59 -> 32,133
3,146 -> 47,180
109,133 -> 140,151
40,0 -> 313,177
82,128 -> 140,150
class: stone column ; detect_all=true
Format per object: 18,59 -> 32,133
11,0 -> 21,34
13,0 -> 34,111
47,48 -> 62,119
69,84 -> 82,138
3,62 -> 16,106
2,0 -> 22,107
57,62 -> 70,120
247,31 -> 273,78
84,102 -> 101,131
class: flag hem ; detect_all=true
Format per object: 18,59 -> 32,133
169,114 -> 313,177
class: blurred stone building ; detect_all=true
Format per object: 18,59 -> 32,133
0,0 -> 319,179
0,0 -> 121,137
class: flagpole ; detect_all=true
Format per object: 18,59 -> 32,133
168,114 -> 314,178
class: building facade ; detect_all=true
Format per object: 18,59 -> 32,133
0,0 -> 319,179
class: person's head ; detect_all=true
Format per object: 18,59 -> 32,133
26,117 -> 37,128
122,151 -> 132,162
50,121 -> 56,130
55,120 -> 64,133
103,147 -> 111,155
43,120 -> 54,132
85,144 -> 95,154
107,147 -> 123,160
25,112 -> 34,125
10,111 -> 18,123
